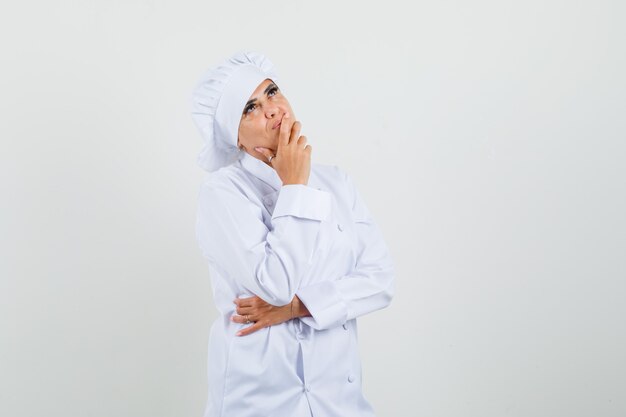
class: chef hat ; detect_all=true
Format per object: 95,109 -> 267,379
190,51 -> 279,172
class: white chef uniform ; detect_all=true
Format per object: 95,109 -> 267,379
195,150 -> 395,417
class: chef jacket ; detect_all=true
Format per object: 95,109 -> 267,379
195,150 -> 395,417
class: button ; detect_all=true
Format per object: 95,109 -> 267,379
342,323 -> 348,330
337,223 -> 343,232
297,332 -> 305,340
264,197 -> 274,206
304,385 -> 311,392
348,374 -> 355,383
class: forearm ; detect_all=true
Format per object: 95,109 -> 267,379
294,259 -> 395,330
232,293 -> 311,336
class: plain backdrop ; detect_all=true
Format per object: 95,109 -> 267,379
1,1 -> 625,416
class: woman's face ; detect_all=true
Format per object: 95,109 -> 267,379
237,78 -> 294,160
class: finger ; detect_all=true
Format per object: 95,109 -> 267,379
234,296 -> 258,307
297,135 -> 307,147
230,314 -> 254,324
236,321 -> 264,336
235,305 -> 254,315
249,296 -> 270,307
279,112 -> 292,147
289,121 -> 302,146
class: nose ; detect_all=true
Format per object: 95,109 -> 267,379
265,102 -> 279,118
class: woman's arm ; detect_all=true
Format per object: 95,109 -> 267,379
294,169 -> 395,330
231,169 -> 395,334
197,178 -> 332,306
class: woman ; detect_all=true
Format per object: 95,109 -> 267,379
191,51 -> 395,417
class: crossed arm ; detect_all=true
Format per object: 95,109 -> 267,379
196,168 -> 395,337
231,294 -> 310,336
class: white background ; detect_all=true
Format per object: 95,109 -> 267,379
2,1 -> 625,416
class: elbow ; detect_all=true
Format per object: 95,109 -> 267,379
254,254 -> 307,306
381,271 -> 395,308
382,282 -> 394,309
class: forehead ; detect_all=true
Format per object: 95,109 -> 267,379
247,78 -> 275,100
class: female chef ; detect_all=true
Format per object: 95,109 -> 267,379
191,51 -> 395,417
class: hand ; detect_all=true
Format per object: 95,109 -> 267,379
231,295 -> 311,336
255,113 -> 311,185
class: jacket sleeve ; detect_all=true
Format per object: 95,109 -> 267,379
295,169 -> 396,330
196,179 -> 332,306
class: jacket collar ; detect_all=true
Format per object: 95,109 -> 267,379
238,151 -> 282,191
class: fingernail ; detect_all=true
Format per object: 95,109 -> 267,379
254,147 -> 260,152
236,331 -> 242,336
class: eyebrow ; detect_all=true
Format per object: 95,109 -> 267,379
244,82 -> 278,109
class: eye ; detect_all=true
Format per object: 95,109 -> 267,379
243,103 -> 256,115
243,86 -> 279,116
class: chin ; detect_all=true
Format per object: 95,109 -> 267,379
267,141 -> 278,153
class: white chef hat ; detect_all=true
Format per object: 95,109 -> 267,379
190,51 -> 279,172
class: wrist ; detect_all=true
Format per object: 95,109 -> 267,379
282,180 -> 308,186
291,295 -> 311,319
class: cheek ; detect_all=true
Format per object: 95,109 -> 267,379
239,119 -> 267,143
